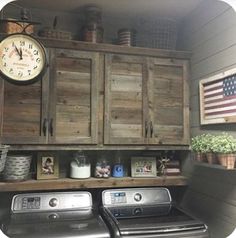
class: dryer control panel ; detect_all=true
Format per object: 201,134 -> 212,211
102,188 -> 171,207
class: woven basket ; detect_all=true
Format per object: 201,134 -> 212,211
3,155 -> 32,181
0,145 -> 10,173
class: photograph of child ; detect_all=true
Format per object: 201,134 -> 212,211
42,157 -> 54,175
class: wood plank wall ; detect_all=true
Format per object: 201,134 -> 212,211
178,0 -> 236,237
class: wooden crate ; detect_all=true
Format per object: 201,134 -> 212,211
0,19 -> 34,34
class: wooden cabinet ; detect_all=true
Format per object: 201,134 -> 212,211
104,54 -> 189,145
147,58 -> 189,145
0,39 -> 190,147
0,40 -> 190,192
48,49 -> 99,144
0,49 -> 99,145
0,77 -> 46,144
104,54 -> 148,144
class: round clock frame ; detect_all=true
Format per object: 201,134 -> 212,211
0,33 -> 47,85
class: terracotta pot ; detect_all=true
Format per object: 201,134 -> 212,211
217,153 -> 227,167
206,152 -> 217,164
194,152 -> 203,162
217,153 -> 236,169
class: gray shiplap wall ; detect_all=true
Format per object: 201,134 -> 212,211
179,0 -> 236,237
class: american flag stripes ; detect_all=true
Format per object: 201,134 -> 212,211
199,68 -> 236,124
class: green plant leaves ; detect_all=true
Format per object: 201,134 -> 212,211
191,133 -> 236,154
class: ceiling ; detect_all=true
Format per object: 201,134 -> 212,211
15,0 -> 205,19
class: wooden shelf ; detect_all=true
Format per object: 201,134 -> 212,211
40,38 -> 191,59
8,145 -> 190,151
0,176 -> 188,192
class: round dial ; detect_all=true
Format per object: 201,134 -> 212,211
49,198 -> 58,207
134,193 -> 142,202
0,33 -> 47,84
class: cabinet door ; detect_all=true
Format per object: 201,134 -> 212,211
48,49 -> 99,144
0,75 -> 48,144
104,54 -> 148,144
147,58 -> 189,145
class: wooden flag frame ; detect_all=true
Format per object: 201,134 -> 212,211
199,67 -> 236,125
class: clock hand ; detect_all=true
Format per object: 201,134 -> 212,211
14,45 -> 20,56
14,46 -> 23,60
19,48 -> 23,60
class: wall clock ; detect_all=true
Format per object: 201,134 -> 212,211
0,33 -> 47,84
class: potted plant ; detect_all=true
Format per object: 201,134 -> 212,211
191,134 -> 216,164
191,135 -> 204,161
211,133 -> 236,169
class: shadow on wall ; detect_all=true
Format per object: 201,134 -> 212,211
181,163 -> 236,238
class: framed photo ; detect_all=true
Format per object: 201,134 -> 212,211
37,152 -> 59,180
131,157 -> 156,177
199,67 -> 236,125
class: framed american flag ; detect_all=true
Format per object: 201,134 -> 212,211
199,68 -> 236,125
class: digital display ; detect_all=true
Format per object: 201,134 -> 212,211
111,192 -> 126,204
22,197 -> 41,210
114,192 -> 126,197
27,197 -> 36,203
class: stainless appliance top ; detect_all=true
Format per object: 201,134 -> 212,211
101,188 -> 209,238
2,191 -> 110,238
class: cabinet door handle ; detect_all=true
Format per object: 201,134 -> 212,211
145,120 -> 148,138
150,121 -> 153,138
49,118 -> 53,136
42,118 -> 47,136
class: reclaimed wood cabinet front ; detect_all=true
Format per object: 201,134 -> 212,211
104,54 -> 148,144
0,40 -> 189,146
0,77 -> 47,144
48,49 -> 99,144
104,54 -> 189,145
147,58 -> 189,145
0,49 -> 99,145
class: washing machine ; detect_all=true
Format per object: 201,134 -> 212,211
1,191 -> 110,238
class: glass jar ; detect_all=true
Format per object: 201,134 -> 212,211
82,23 -> 103,43
95,158 -> 111,178
112,151 -> 124,177
70,150 -> 91,179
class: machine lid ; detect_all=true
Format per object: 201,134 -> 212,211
3,214 -> 110,238
106,206 -> 207,236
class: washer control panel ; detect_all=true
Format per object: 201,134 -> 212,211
22,197 -> 41,210
110,192 -> 127,204
102,188 -> 171,207
11,192 -> 92,213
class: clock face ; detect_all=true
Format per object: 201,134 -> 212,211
0,34 -> 47,83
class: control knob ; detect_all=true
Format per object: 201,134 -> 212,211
49,198 -> 58,207
134,193 -> 142,202
133,207 -> 142,216
48,213 -> 59,220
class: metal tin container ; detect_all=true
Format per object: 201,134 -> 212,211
4,155 -> 32,181
117,28 -> 136,46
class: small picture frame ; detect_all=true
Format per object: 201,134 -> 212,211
37,152 -> 59,180
131,157 -> 157,177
